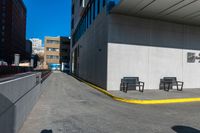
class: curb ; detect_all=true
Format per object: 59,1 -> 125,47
72,75 -> 200,105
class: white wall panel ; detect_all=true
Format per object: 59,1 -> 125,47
107,14 -> 200,90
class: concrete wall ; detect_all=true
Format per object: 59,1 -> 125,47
0,73 -> 42,133
73,9 -> 108,89
107,14 -> 200,90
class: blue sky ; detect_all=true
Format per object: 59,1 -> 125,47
23,0 -> 71,44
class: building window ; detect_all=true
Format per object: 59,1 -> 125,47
2,13 -> 6,17
46,48 -> 59,52
91,3 -> 94,23
61,40 -> 68,44
46,40 -> 60,44
93,1 -> 96,20
2,19 -> 5,24
90,5 -> 92,25
61,56 -> 68,60
80,0 -> 83,7
1,38 -> 5,42
71,18 -> 74,29
72,0 -> 107,46
72,4 -> 74,15
2,26 -> 5,30
86,11 -> 88,28
97,0 -> 100,14
2,0 -> 6,5
95,0 -> 99,16
1,31 -> 5,36
88,6 -> 91,26
47,55 -> 59,59
103,0 -> 106,7
2,6 -> 6,11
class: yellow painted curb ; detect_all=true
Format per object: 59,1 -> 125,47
72,75 -> 200,105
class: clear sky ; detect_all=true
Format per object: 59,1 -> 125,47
23,0 -> 71,44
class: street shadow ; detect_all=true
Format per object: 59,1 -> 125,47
0,93 -> 15,133
172,125 -> 200,133
40,129 -> 53,133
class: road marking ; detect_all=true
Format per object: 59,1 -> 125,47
72,75 -> 200,105
0,73 -> 37,85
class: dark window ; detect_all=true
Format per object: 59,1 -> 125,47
93,1 -> 96,19
86,11 -> 88,28
91,3 -> 94,23
97,0 -> 100,14
80,0 -> 83,7
89,6 -> 91,26
77,46 -> 80,57
47,55 -> 59,59
71,18 -> 74,29
46,48 -> 59,52
95,0 -> 99,16
72,0 -> 107,47
103,0 -> 106,7
46,40 -> 60,44
72,4 -> 74,15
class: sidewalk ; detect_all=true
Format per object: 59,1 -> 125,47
108,89 -> 200,100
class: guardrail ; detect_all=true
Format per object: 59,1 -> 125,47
33,70 -> 52,83
0,73 -> 41,133
0,66 -> 33,76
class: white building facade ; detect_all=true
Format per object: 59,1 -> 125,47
30,38 -> 44,54
71,0 -> 200,90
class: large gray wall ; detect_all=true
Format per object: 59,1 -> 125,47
107,14 -> 200,90
0,73 -> 42,133
73,9 -> 108,89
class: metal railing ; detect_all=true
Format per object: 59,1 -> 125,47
33,69 -> 52,83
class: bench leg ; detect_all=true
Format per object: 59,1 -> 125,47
120,84 -> 125,92
139,85 -> 141,92
178,83 -> 183,91
142,84 -> 144,92
120,85 -> 122,91
177,84 -> 179,91
122,86 -> 125,93
125,86 -> 128,93
139,85 -> 144,92
164,83 -> 169,91
124,85 -> 128,93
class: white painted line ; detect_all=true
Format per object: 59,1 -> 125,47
0,73 -> 38,85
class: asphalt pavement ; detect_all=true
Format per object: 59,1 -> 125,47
19,72 -> 200,133
0,72 -> 34,83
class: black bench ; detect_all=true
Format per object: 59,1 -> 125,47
159,77 -> 184,91
120,77 -> 144,93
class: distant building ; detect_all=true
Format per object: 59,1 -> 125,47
0,0 -> 27,64
30,38 -> 42,47
31,54 -> 39,68
44,36 -> 70,70
26,40 -> 32,60
30,38 -> 44,54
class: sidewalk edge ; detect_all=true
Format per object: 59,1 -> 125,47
72,75 -> 200,105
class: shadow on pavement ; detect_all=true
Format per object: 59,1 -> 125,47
172,125 -> 200,133
0,93 -> 15,133
40,129 -> 53,133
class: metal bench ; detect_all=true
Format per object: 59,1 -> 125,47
159,77 -> 184,91
120,77 -> 144,93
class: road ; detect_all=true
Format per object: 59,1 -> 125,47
19,72 -> 200,133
